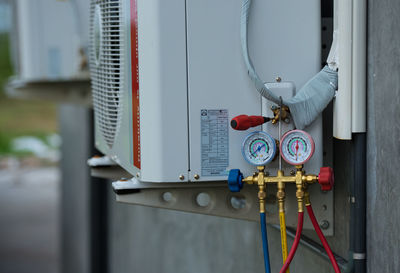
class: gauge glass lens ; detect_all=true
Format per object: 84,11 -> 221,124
242,131 -> 276,166
280,130 -> 315,165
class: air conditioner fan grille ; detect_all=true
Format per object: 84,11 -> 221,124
89,0 -> 124,148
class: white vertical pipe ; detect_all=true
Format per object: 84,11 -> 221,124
333,0 -> 353,140
334,0 -> 339,30
351,0 -> 367,133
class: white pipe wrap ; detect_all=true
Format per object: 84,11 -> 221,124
241,0 -> 337,130
285,67 -> 337,129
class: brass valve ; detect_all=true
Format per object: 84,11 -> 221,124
271,105 -> 290,124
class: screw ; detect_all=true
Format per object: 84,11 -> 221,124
194,174 -> 200,180
136,172 -> 140,178
320,220 -> 330,230
276,77 -> 282,82
179,175 -> 185,181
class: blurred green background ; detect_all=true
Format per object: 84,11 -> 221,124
0,33 -> 58,156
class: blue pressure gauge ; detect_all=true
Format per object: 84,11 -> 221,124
242,131 -> 276,166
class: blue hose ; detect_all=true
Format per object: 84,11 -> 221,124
260,212 -> 272,273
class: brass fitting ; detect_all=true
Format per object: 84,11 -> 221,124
295,184 -> 304,213
271,106 -> 290,124
257,166 -> 267,213
276,172 -> 286,213
242,165 -> 318,213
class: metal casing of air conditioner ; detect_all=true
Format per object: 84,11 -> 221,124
90,0 -> 322,183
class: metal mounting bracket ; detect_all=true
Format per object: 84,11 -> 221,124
112,178 -> 334,235
88,156 -> 333,235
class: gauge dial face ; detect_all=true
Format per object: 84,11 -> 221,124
242,131 -> 276,166
280,130 -> 315,165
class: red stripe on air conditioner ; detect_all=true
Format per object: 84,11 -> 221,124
131,0 -> 140,169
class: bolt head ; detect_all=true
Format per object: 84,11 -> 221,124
179,175 -> 185,180
276,77 -> 282,82
320,220 -> 330,230
194,174 -> 200,180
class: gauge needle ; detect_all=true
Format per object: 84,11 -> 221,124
295,140 -> 299,160
251,144 -> 265,156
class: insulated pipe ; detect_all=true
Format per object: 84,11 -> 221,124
333,0 -> 353,139
279,212 -> 304,273
351,0 -> 367,133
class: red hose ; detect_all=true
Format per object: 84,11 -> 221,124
306,204 -> 341,273
279,212 -> 304,273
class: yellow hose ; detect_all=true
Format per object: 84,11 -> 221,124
279,211 -> 290,273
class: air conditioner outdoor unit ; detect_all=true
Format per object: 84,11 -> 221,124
15,0 -> 89,80
90,0 -> 323,183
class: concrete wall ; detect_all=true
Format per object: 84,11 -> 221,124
367,0 -> 400,272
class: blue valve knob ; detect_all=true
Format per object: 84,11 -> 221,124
228,169 -> 244,192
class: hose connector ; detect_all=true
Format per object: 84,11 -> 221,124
257,166 -> 267,213
276,172 -> 286,213
295,185 -> 305,213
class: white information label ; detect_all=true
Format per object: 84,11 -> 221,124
201,109 -> 229,176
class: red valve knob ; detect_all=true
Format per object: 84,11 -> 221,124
318,167 -> 334,191
231,115 -> 271,131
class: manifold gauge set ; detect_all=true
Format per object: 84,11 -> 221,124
242,129 -> 315,166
